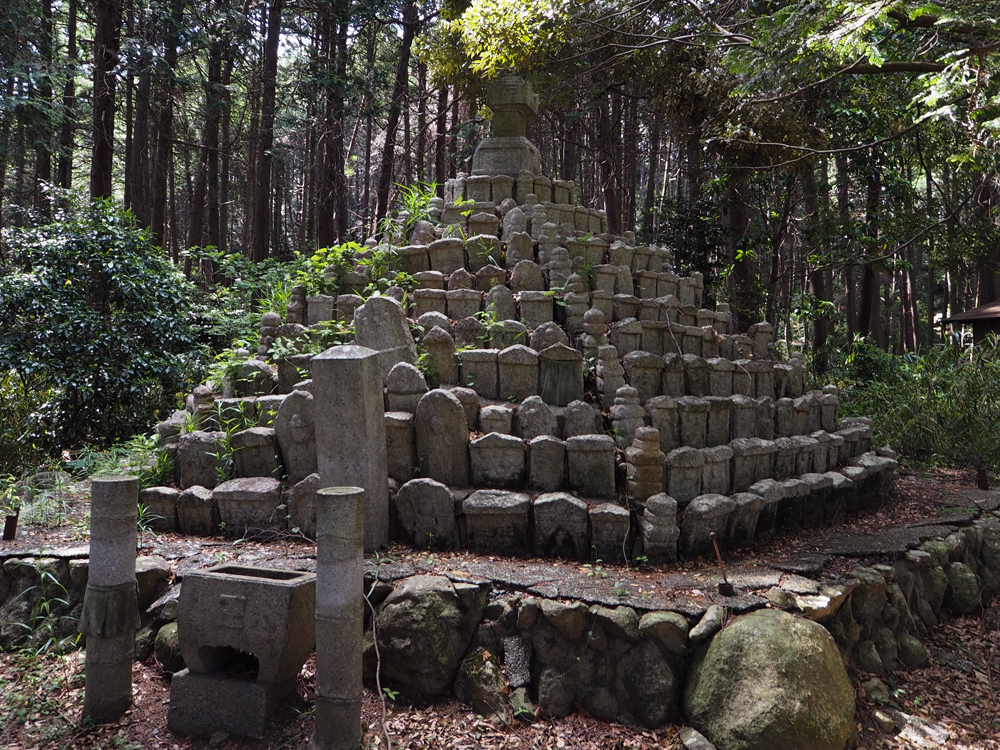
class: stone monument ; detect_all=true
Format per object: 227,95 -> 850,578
471,76 -> 543,177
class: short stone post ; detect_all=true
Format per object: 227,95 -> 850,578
312,345 -> 388,552
81,475 -> 140,724
310,486 -> 365,750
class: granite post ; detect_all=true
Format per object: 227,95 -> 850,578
312,345 -> 389,552
310,486 -> 365,750
81,475 -> 140,724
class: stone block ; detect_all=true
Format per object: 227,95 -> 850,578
622,350 -> 664,404
168,669 -> 295,739
730,394 -> 756,440
459,349 -> 500,400
479,404 -> 515,435
683,355 -> 709,397
422,326 -> 459,387
396,478 -> 460,549
516,395 -> 557,439
705,396 -> 732,447
665,446 -> 704,505
214,477 -> 283,537
312,344 -> 390,552
563,400 -> 603,437
385,412 -> 416,484
354,296 -> 419,381
464,490 -> 531,556
590,503 -> 631,563
727,492 -> 761,549
386,362 -> 429,414
646,396 -> 680,453
498,345 -> 539,402
178,431 -> 227,490
231,427 -> 280,479
701,445 -> 733,495
518,291 -> 553,328
413,288 -> 448,318
428,237 -> 466,274
528,436 -> 566,492
566,435 -> 616,499
177,485 -> 219,536
677,396 -> 710,449
661,353 -> 685,398
447,288 -> 483,320
466,234 -> 501,271
287,472 -> 320,539
415,389 -> 470,486
538,344 -> 584,406
641,493 -> 679,564
510,260 -> 546,292
680,494 -> 735,558
139,487 -> 179,532
610,385 -> 646,449
470,433 -> 527,488
533,492 -> 589,560
776,477 -> 809,530
273,390 -> 317,485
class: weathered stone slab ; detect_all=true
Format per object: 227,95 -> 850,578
470,433 -> 527,488
464,490 -> 531,556
533,492 -> 589,560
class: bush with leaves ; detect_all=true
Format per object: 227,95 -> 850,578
0,199 -> 202,451
839,336 -> 1000,475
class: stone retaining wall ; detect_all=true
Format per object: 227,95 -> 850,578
2,516 -> 996,739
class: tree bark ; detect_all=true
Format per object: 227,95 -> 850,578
802,163 -> 829,372
434,85 -> 448,197
150,2 -> 178,249
374,0 -> 418,231
90,0 -> 122,200
33,0 -> 54,215
250,0 -> 283,262
597,95 -> 621,234
57,0 -> 77,190
641,113 -> 661,240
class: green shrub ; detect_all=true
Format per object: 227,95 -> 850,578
0,199 -> 202,451
0,371 -> 49,475
840,337 -> 1000,471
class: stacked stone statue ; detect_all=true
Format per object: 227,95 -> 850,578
150,75 -> 896,565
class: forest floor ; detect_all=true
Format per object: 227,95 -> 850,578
1,466 -> 999,750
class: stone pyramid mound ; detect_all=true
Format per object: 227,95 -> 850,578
152,76 -> 896,563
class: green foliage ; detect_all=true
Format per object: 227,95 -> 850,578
189,248 -> 304,347
271,318 -> 356,361
0,199 -> 202,450
0,473 -> 22,515
839,336 -> 1000,471
13,570 -> 79,656
295,243 -> 361,296
66,433 -> 173,490
0,370 -> 48,476
649,196 -> 725,279
395,181 -> 438,236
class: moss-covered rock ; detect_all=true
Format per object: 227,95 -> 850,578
683,609 -> 854,750
154,621 -> 185,673
365,575 -> 487,697
944,562 -> 981,615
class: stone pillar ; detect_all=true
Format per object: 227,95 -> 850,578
311,486 -> 365,750
81,475 -> 140,724
312,345 -> 388,552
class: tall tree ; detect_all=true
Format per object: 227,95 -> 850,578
374,0 -> 419,231
91,0 -> 123,199
250,0 -> 283,261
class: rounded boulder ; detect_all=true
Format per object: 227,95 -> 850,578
682,608 -> 854,750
